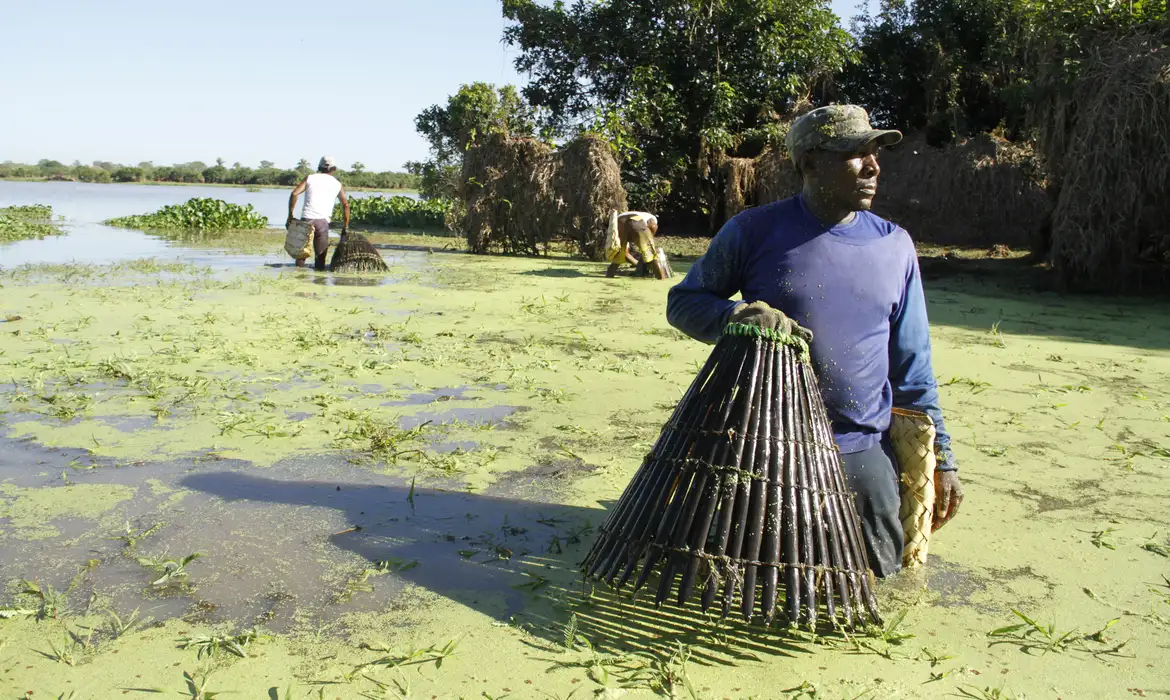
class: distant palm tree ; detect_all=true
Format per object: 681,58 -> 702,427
351,161 -> 366,174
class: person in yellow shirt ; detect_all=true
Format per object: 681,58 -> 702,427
606,211 -> 668,279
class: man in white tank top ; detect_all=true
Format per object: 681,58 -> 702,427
288,156 -> 351,270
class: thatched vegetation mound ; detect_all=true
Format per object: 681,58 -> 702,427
709,96 -> 1045,247
873,134 -> 1048,249
714,134 -> 1046,249
713,148 -> 800,229
1040,32 -> 1170,293
460,133 -> 627,260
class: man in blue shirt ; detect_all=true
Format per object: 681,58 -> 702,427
666,105 -> 963,577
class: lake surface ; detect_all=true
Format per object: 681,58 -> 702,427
0,180 -> 417,267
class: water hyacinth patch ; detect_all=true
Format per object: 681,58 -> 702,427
106,197 -> 268,232
0,203 -> 63,242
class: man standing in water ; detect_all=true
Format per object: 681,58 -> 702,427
288,156 -> 351,271
666,105 -> 963,578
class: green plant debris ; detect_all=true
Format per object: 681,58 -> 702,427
356,637 -> 461,671
177,628 -> 266,659
988,609 -> 1131,658
136,551 -> 204,587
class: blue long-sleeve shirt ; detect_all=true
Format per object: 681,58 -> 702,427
666,194 -> 956,470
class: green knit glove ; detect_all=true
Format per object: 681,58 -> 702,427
728,301 -> 814,344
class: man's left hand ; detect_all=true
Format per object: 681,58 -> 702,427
341,226 -> 349,236
933,470 -> 963,530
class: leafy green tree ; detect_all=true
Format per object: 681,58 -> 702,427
843,0 -> 1168,144
203,165 -> 229,184
113,167 -> 144,182
259,160 -> 275,169
413,82 -> 536,199
502,0 -> 854,226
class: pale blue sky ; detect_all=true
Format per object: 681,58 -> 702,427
4,0 -> 864,172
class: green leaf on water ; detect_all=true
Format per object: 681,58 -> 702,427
1142,542 -> 1170,558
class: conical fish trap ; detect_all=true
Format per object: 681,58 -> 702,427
329,233 -> 389,274
583,323 -> 881,629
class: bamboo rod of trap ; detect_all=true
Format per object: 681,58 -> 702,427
589,346 -> 738,583
665,339 -> 763,606
635,345 -> 751,594
701,337 -> 769,611
738,338 -> 775,620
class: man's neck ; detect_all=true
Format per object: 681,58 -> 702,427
801,189 -> 856,227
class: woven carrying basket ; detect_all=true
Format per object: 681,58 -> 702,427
284,220 -> 314,260
890,408 -> 936,569
583,323 -> 881,629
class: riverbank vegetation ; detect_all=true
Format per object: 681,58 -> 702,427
334,195 -> 450,231
0,158 -> 419,191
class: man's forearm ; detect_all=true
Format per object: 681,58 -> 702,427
666,288 -> 741,344
288,193 -> 298,221
890,260 -> 957,470
664,219 -> 745,343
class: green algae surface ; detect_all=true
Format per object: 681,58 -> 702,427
1,249 -> 1170,698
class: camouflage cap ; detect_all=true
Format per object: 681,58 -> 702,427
785,105 -> 902,164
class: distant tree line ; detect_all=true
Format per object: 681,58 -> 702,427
0,158 -> 420,190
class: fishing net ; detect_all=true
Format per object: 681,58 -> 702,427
583,323 -> 881,629
329,234 -> 389,274
890,408 -> 936,569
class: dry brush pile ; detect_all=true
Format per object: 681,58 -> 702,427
714,134 -> 1047,250
1037,31 -> 1170,293
460,133 -> 628,261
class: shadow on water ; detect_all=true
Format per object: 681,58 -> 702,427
178,470 -> 814,665
180,470 -> 596,622
519,268 -> 591,279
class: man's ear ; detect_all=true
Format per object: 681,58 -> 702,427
796,152 -> 814,179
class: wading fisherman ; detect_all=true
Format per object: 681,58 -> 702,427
288,156 -> 351,271
666,105 -> 963,578
607,211 -> 668,280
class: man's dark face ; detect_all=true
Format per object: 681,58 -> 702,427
805,141 -> 882,212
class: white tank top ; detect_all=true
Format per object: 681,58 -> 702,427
301,173 -> 342,221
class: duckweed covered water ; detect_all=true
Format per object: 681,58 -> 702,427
1,230 -> 1169,698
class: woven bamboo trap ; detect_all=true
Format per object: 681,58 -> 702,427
330,233 -> 389,274
583,323 -> 881,629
